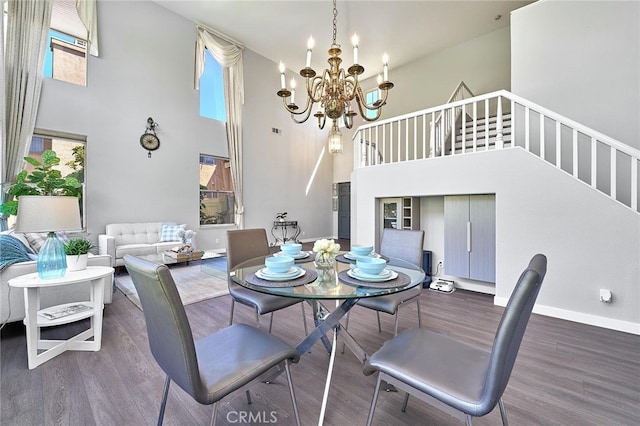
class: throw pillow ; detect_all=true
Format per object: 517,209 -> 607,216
25,232 -> 69,253
160,224 -> 186,242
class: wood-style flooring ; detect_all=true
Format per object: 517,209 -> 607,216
2,247 -> 639,425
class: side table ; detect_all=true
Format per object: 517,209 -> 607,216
270,220 -> 302,246
8,266 -> 114,369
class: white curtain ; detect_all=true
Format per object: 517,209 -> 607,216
1,0 -> 53,230
76,0 -> 98,57
195,24 -> 245,228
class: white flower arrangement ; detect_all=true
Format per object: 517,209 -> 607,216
312,238 -> 341,263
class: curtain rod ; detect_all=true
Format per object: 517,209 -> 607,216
196,23 -> 245,49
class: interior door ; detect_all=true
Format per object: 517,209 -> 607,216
337,182 -> 351,239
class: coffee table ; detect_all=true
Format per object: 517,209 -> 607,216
135,250 -> 220,266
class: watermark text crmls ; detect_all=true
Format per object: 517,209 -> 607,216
226,410 -> 279,424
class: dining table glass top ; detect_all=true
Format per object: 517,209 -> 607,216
230,252 -> 426,299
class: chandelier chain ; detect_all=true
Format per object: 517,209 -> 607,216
332,0 -> 338,46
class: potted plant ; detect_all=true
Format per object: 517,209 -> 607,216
276,212 -> 288,222
63,237 -> 93,271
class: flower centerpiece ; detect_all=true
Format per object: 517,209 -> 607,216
312,238 -> 341,270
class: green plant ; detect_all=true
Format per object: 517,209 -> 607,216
63,238 -> 93,255
276,212 -> 288,220
0,150 -> 82,217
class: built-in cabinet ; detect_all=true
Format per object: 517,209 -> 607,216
402,197 -> 420,230
444,194 -> 496,283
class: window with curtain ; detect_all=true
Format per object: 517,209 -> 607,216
199,154 -> 234,225
199,49 -> 226,122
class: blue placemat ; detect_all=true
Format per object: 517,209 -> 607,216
337,269 -> 411,289
245,268 -> 317,288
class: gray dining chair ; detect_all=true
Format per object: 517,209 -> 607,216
123,255 -> 301,426
363,253 -> 547,426
345,228 -> 425,337
227,228 -> 308,334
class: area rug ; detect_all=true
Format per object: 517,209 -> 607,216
115,260 -> 229,310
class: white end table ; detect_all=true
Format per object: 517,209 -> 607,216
8,266 -> 114,369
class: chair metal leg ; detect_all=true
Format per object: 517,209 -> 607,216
394,313 -> 400,337
268,312 -> 274,333
401,392 -> 410,412
229,299 -> 236,326
255,310 -> 260,327
465,414 -> 473,426
284,360 -> 301,426
157,375 -> 171,426
376,311 -> 382,333
366,374 -> 383,426
209,401 -> 218,426
300,303 -> 308,335
498,397 -> 509,426
416,299 -> 422,328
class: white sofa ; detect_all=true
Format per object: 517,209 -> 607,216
0,231 -> 113,324
98,222 -> 197,267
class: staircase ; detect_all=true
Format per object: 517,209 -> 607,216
353,87 -> 640,214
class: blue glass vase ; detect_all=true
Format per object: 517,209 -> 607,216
37,232 -> 67,280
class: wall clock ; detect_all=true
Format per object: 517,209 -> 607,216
140,117 -> 160,158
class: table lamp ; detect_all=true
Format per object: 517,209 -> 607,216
15,196 -> 82,280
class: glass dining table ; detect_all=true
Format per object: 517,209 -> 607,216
230,252 -> 425,425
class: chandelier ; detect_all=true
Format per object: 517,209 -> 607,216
276,0 -> 394,136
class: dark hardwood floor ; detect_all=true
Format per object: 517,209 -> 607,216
2,248 -> 639,425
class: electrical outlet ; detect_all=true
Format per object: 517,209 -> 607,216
215,238 -> 219,244
599,289 -> 612,303
438,260 -> 444,268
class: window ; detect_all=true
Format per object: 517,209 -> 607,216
46,0 -> 88,86
44,29 -> 87,86
199,154 -> 234,225
199,49 -> 226,122
24,133 -> 86,229
365,88 -> 380,120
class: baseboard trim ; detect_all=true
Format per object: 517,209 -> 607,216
494,297 -> 640,335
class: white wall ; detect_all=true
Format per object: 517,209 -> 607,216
511,0 -> 640,149
34,0 -> 334,249
352,149 -> 640,334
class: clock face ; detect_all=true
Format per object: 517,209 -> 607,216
140,133 -> 160,151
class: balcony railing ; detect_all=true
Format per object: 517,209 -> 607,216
353,90 -> 640,213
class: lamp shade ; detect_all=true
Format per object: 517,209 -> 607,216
15,196 -> 81,233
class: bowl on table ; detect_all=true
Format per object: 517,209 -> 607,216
351,244 -> 374,257
281,242 -> 302,256
265,256 -> 295,274
356,257 -> 387,275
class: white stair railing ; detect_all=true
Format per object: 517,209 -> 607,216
353,90 -> 640,213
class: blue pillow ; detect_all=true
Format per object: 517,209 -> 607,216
160,224 -> 186,242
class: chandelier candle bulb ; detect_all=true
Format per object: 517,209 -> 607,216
377,74 -> 383,100
383,53 -> 389,81
352,33 -> 359,64
290,79 -> 296,104
306,36 -> 314,67
279,62 -> 286,89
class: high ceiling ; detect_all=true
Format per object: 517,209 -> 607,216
154,0 -> 535,80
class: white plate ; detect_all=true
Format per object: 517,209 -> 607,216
259,266 -> 300,278
256,267 -> 306,281
275,251 -> 310,259
344,252 -> 380,260
348,268 -> 398,282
